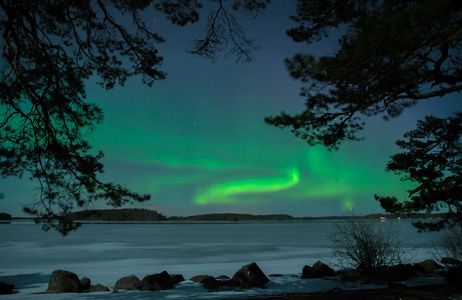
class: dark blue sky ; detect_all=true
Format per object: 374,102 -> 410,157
1,1 -> 461,217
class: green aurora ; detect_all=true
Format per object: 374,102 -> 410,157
194,167 -> 301,205
1,2 -> 460,217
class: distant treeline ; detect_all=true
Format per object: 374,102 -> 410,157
47,209 -> 448,222
67,209 -> 167,222
299,213 -> 447,221
168,213 -> 294,222
0,212 -> 12,220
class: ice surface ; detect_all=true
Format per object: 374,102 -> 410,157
0,220 -> 446,299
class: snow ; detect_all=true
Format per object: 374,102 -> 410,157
0,271 -> 447,300
0,220 -> 447,299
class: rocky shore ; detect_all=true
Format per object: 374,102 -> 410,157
1,259 -> 461,298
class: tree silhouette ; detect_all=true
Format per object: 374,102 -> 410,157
0,0 -> 268,234
264,0 -> 462,231
265,0 -> 462,149
188,0 -> 269,62
376,112 -> 462,232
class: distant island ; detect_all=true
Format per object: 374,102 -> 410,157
66,208 -> 168,222
66,209 -> 296,222
0,212 -> 12,222
59,208 -> 446,223
1,208 -> 445,223
168,213 -> 295,222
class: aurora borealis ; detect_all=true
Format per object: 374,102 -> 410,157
194,167 -> 301,205
1,2 -> 461,218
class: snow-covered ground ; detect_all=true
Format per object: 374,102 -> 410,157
0,220 -> 446,299
0,269 -> 446,300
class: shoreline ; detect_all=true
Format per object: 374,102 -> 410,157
1,220 -> 456,298
1,275 -> 454,299
1,263 -> 455,299
6,218 -> 433,225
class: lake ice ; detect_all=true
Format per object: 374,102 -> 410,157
0,220 -> 446,299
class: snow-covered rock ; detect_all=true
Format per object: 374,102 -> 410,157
232,262 -> 269,289
46,269 -> 82,294
302,261 -> 335,278
140,271 -> 174,291
114,274 -> 142,291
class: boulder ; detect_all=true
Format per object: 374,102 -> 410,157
302,261 -> 336,278
441,257 -> 462,266
383,264 -> 427,282
338,269 -> 367,282
190,275 -> 215,283
189,274 -> 223,290
338,269 -> 390,284
202,277 -> 220,290
80,276 -> 91,290
170,274 -> 185,284
114,274 -> 142,291
220,279 -> 240,287
216,275 -> 230,280
232,262 -> 270,289
0,282 -> 14,295
46,269 -> 82,294
89,284 -> 110,292
414,259 -> 443,273
141,271 -> 174,291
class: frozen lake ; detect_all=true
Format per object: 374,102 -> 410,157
0,220 -> 446,299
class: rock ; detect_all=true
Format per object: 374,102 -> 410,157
89,284 -> 110,292
170,274 -> 184,284
220,279 -> 240,287
114,274 -> 142,291
414,259 -> 443,273
80,276 -> 91,290
0,282 -> 14,295
202,277 -> 220,290
338,269 -> 367,282
46,269 -> 82,294
338,269 -> 389,284
269,274 -> 283,277
441,257 -> 462,266
189,275 -> 222,290
302,266 -> 313,278
383,264 -> 427,282
190,275 -> 215,283
141,271 -> 174,291
189,274 -> 239,290
232,262 -> 270,289
302,261 -> 336,278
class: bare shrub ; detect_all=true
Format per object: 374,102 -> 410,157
431,228 -> 462,269
330,216 -> 404,275
427,228 -> 462,290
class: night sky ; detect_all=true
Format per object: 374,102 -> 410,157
1,2 -> 461,217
